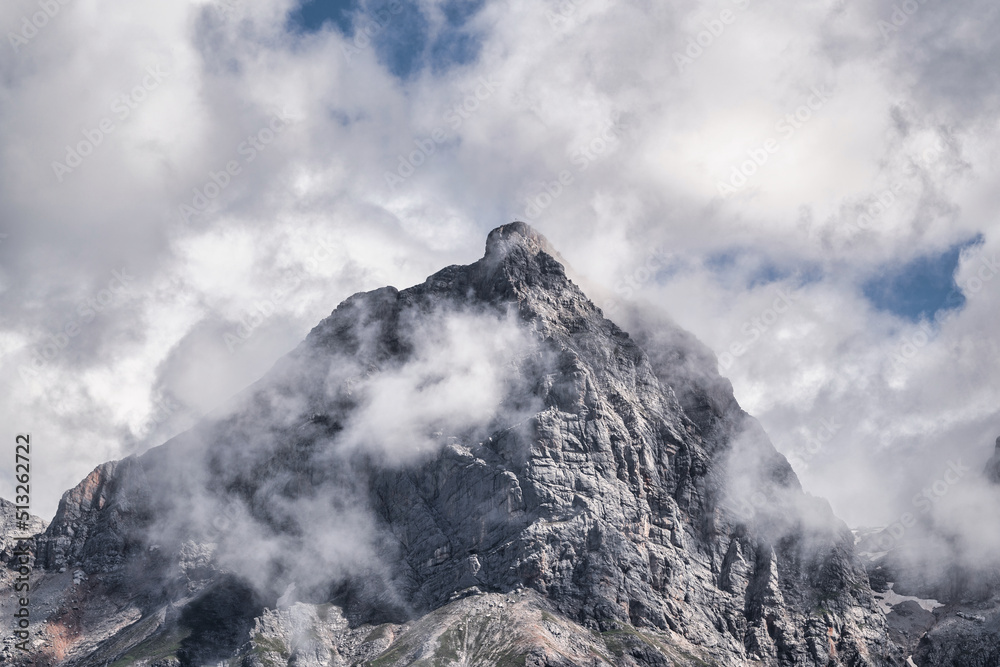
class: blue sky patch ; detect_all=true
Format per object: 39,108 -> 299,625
287,0 -> 486,79
289,0 -> 359,35
429,29 -> 481,73
704,248 -> 823,290
442,0 -> 487,26
862,235 -> 984,322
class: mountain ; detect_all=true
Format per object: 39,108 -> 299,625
3,222 -> 903,666
1,498 -> 47,557
857,436 -> 1000,667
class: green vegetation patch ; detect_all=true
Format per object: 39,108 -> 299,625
434,624 -> 464,663
252,633 -> 290,659
364,623 -> 393,643
366,640 -> 413,667
108,625 -> 192,667
495,649 -> 529,667
600,622 -> 712,666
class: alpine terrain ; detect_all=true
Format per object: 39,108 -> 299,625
4,222 -> 926,666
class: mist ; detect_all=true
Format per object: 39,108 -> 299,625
0,0 -> 998,610
81,300 -> 551,613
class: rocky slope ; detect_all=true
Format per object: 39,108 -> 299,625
857,436 -> 1000,667
0,499 -> 47,657
0,497 -> 46,557
3,222 -> 904,666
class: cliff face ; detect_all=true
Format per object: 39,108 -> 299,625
0,498 -> 46,558
4,223 -> 903,666
868,436 -> 1000,667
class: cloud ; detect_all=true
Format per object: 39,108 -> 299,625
0,0 -> 997,578
108,303 -> 546,610
337,307 -> 539,463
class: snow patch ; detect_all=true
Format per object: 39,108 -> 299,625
876,582 -> 943,614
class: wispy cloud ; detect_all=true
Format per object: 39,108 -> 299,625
0,0 -> 996,560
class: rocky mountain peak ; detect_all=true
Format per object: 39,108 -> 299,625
484,220 -> 554,259
3,224 -> 904,667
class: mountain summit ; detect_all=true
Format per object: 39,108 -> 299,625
3,223 -> 902,666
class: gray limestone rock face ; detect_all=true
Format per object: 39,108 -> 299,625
985,436 -> 1000,485
884,600 -> 935,655
7,223 -> 903,666
911,601 -> 1000,667
0,497 -> 46,561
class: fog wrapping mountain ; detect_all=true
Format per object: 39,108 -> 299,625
855,436 -> 1000,667
3,223 -> 907,666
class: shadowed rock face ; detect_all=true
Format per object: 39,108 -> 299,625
0,498 -> 46,568
6,223 -> 903,666
985,436 -> 1000,485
